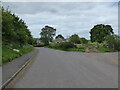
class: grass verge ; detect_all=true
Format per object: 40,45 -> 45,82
2,45 -> 34,66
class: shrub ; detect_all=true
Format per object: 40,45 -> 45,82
105,35 -> 120,51
48,42 -> 76,50
59,42 -> 76,49
97,46 -> 112,52
76,44 -> 86,49
81,38 -> 88,44
48,43 -> 59,48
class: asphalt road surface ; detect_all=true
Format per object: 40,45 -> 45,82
13,47 -> 118,88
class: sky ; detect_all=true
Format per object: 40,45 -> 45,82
2,2 -> 118,39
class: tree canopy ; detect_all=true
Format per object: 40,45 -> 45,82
90,24 -> 114,43
80,37 -> 88,44
69,34 -> 81,44
2,7 -> 33,46
40,25 -> 56,45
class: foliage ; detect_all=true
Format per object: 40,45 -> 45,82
2,45 -> 34,65
90,24 -> 114,43
87,41 -> 99,47
66,48 -> 85,52
80,37 -> 88,44
55,34 -> 64,39
48,42 -> 75,50
48,42 -> 113,52
69,34 -> 81,44
76,44 -> 85,49
40,25 -> 56,45
48,43 -> 85,52
105,34 -> 120,51
49,42 -> 60,48
97,46 -> 112,52
1,7 -> 34,65
89,48 -> 94,52
59,42 -> 76,49
2,8 -> 34,45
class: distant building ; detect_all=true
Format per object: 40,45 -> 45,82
36,39 -> 41,44
55,37 -> 66,43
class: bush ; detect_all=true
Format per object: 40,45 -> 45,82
48,43 -> 59,48
76,44 -> 86,49
81,38 -> 88,44
105,35 -> 120,51
49,42 -> 76,50
97,46 -> 112,52
114,40 -> 120,51
58,42 -> 76,49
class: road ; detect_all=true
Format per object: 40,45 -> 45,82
13,47 -> 118,88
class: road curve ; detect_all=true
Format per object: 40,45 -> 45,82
13,47 -> 118,88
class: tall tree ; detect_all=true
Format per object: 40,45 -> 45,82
90,24 -> 114,43
69,34 -> 81,44
2,7 -> 33,45
40,25 -> 56,45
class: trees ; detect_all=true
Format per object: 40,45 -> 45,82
105,34 -> 120,51
80,37 -> 88,44
90,24 -> 114,43
40,25 -> 56,45
55,34 -> 64,39
69,34 -> 81,44
2,7 -> 33,46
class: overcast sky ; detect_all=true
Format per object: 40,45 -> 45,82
3,2 -> 118,39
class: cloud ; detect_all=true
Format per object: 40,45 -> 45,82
3,0 -> 120,2
2,2 -> 118,39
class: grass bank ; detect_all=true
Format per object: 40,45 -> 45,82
1,45 -> 34,66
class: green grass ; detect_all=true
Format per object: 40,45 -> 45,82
2,45 -> 34,66
89,48 -> 94,52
